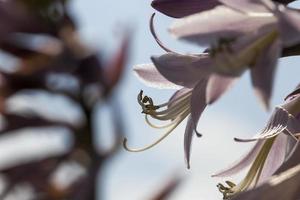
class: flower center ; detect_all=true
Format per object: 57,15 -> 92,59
123,90 -> 192,152
211,31 -> 278,76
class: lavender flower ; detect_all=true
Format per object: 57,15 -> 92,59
213,86 -> 300,199
169,0 -> 300,108
124,63 -> 206,169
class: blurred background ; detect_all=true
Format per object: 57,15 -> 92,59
0,0 -> 299,200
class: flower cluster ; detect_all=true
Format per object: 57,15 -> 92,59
125,0 -> 300,198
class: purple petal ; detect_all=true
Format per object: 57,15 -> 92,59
184,115 -> 195,169
190,79 -> 207,128
258,134 -> 288,183
220,0 -> 270,13
278,7 -> 300,47
234,107 -> 289,142
169,88 -> 192,108
251,39 -> 281,110
134,64 -> 181,89
206,73 -> 237,104
151,0 -> 220,18
212,140 -> 264,177
276,141 -> 300,174
170,5 -> 275,46
151,53 -> 211,88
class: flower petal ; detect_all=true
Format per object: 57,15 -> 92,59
250,39 -> 281,110
220,0 -> 271,13
151,53 -> 211,88
234,107 -> 289,142
278,7 -> 300,47
190,79 -> 207,127
212,140 -> 264,177
169,5 -> 276,46
168,88 -> 192,108
206,73 -> 237,104
258,134 -> 288,183
134,63 -> 181,89
151,0 -> 219,18
184,115 -> 195,169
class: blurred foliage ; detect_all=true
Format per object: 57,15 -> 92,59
0,0 -> 130,199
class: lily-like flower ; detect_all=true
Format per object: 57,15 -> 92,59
168,0 -> 300,108
124,63 -> 207,169
232,142 -> 300,200
213,85 -> 300,199
151,0 -> 220,18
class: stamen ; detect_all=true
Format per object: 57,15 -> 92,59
123,109 -> 189,152
217,137 -> 276,198
150,13 -> 180,54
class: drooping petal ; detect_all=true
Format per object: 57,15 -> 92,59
250,39 -> 281,110
184,115 -> 195,169
220,0 -> 271,13
206,73 -> 237,104
277,7 -> 300,47
134,63 -> 181,89
190,79 -> 207,133
258,134 -> 288,183
212,140 -> 264,177
151,0 -> 220,18
151,53 -> 211,88
170,5 -> 276,46
234,107 -> 289,142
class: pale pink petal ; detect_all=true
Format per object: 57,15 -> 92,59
258,134 -> 288,183
220,0 -> 270,13
190,79 -> 207,127
151,53 -> 211,88
278,7 -> 300,47
206,73 -> 237,104
134,64 -> 181,89
170,5 -> 276,46
151,0 -> 219,18
276,141 -> 300,174
251,39 -> 281,110
212,140 -> 264,177
234,107 -> 289,142
168,88 -> 192,108
184,115 -> 195,169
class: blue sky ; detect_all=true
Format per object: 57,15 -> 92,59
70,1 -> 300,199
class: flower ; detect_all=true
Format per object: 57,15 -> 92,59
168,0 -> 300,108
232,143 -> 300,200
151,0 -> 220,18
213,85 -> 300,199
123,63 -> 207,169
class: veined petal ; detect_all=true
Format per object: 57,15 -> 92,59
206,73 -> 237,104
190,79 -> 207,129
220,0 -> 271,13
258,134 -> 288,183
184,115 -> 195,169
170,5 -> 276,46
151,0 -> 219,18
278,7 -> 300,47
169,88 -> 192,108
251,39 -> 281,110
134,63 -> 181,89
235,107 -> 289,142
151,53 -> 211,88
212,140 -> 264,177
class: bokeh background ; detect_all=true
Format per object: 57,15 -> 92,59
0,0 -> 300,200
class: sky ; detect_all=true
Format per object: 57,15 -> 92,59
66,1 -> 300,200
